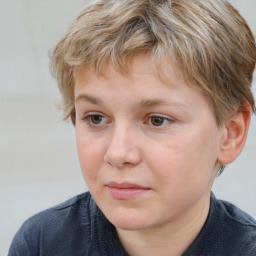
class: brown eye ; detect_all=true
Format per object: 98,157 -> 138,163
90,115 -> 104,124
150,116 -> 165,126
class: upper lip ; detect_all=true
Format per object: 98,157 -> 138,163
106,182 -> 149,189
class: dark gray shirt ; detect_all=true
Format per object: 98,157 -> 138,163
8,192 -> 256,256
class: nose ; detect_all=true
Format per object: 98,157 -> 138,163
104,125 -> 142,168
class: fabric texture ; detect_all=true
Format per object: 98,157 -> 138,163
8,191 -> 256,256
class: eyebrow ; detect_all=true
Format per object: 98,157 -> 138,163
139,99 -> 188,110
75,94 -> 104,105
76,93 -> 188,110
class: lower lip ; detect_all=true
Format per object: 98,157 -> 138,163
107,187 -> 150,200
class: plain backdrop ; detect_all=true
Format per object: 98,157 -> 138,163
1,0 -> 256,255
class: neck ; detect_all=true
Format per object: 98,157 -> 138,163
116,193 -> 211,256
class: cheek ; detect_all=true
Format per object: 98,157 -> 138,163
147,132 -> 217,188
76,132 -> 105,181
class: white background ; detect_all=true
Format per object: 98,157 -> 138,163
0,0 -> 256,255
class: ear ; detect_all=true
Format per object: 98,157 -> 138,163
217,104 -> 252,165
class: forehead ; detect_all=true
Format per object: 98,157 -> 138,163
75,53 -> 187,90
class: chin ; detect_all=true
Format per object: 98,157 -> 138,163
107,210 -> 150,231
114,221 -> 148,231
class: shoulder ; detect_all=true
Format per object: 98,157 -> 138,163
8,192 -> 96,256
215,195 -> 256,225
21,192 -> 93,233
216,196 -> 256,230
214,194 -> 256,254
184,193 -> 256,256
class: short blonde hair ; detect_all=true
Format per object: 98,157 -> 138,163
50,0 -> 256,126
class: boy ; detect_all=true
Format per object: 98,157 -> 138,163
8,0 -> 256,255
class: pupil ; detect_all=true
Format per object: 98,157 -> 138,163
91,115 -> 102,124
151,117 -> 163,126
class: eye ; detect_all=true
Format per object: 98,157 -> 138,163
148,115 -> 172,127
89,115 -> 105,124
81,113 -> 107,126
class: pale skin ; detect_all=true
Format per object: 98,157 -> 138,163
74,54 -> 251,256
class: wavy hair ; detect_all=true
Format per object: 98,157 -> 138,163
50,0 -> 256,126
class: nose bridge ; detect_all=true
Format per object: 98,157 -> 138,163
112,122 -> 130,144
104,121 -> 141,168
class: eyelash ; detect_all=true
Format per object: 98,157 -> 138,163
81,113 -> 107,127
80,113 -> 174,128
147,114 -> 173,127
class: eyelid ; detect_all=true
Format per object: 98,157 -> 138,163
148,113 -> 174,121
80,112 -> 104,120
147,113 -> 174,126
80,112 -> 108,126
149,113 -> 171,117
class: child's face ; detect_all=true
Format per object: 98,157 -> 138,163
74,54 -> 226,232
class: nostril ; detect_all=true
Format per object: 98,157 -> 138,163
106,161 -> 114,167
105,160 -> 130,168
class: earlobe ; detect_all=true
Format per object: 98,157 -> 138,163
217,105 -> 252,165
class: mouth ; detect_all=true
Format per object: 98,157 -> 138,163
105,182 -> 151,200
